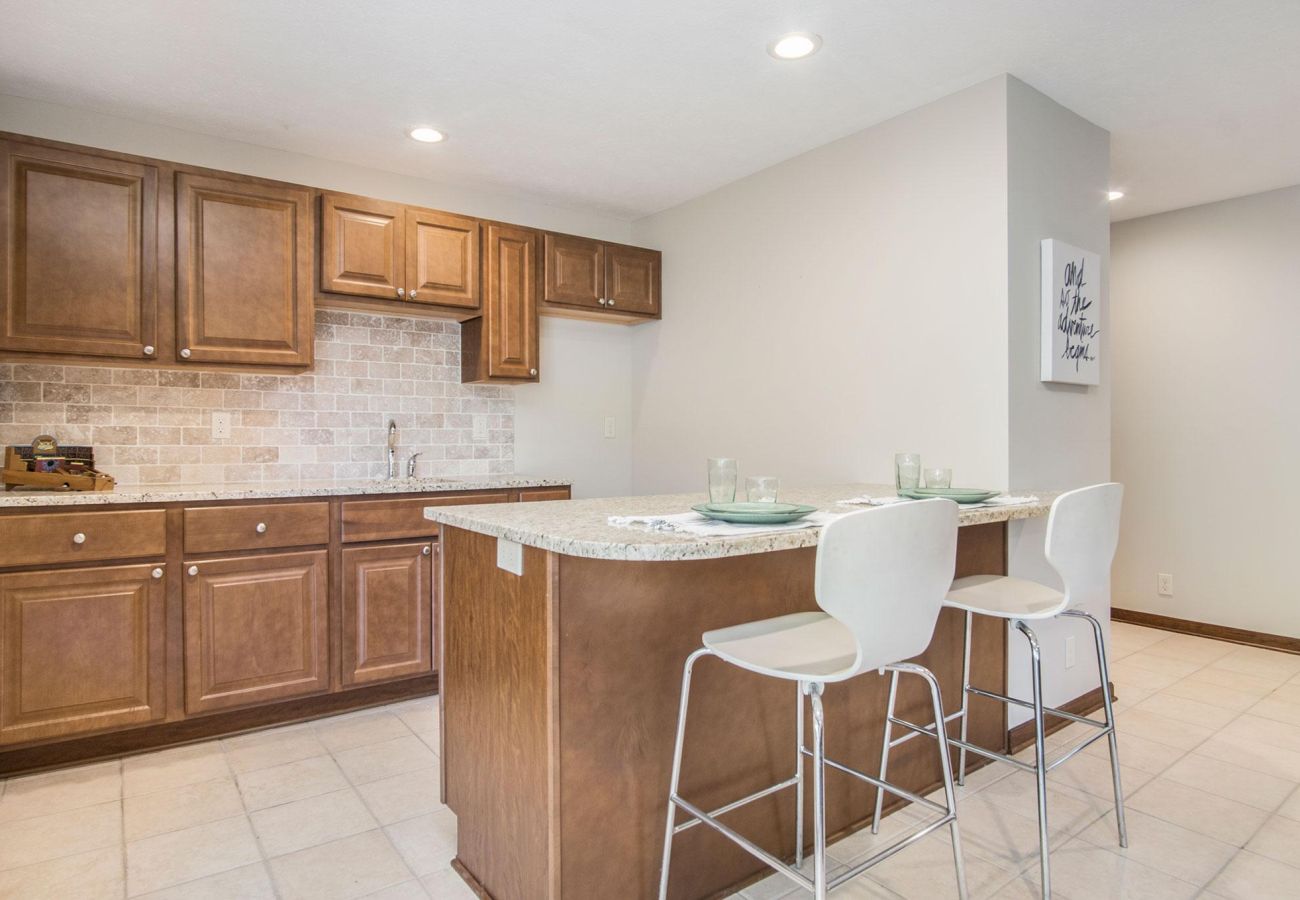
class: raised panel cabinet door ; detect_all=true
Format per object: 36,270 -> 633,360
1,140 -> 158,359
604,244 -> 661,316
342,541 -> 433,686
0,563 -> 165,745
320,192 -> 404,300
483,223 -> 539,379
176,172 -> 313,366
183,550 -> 328,714
542,233 -> 603,309
405,207 -> 480,309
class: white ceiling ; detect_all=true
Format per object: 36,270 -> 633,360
1,0 -> 1298,221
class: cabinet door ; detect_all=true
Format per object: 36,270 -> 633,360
320,192 -> 404,300
542,233 -> 603,309
176,172 -> 313,366
468,223 -> 538,382
183,550 -> 328,714
0,141 -> 158,359
0,563 -> 165,745
342,542 -> 433,686
604,244 -> 661,316
405,207 -> 479,309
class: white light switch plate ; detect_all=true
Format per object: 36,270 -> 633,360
497,538 -> 523,576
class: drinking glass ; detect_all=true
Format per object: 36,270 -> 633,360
895,452 -> 921,492
746,476 -> 779,503
925,467 -> 952,489
707,458 -> 738,504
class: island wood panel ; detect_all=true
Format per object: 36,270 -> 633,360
440,522 -> 1006,900
0,140 -> 159,359
0,563 -> 166,745
341,541 -> 433,685
442,527 -> 558,900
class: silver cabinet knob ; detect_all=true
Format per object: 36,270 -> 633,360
151,567 -> 164,579
180,348 -> 192,359
255,522 -> 267,534
607,298 -> 615,307
396,287 -> 406,298
187,565 -> 199,576
529,368 -> 538,377
409,290 -> 418,300
422,545 -> 432,556
72,532 -> 86,545
598,298 -> 607,306
143,345 -> 155,356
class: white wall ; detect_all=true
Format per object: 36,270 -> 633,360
1111,185 -> 1300,639
1004,78 -> 1113,724
0,93 -> 637,495
628,77 -> 1011,493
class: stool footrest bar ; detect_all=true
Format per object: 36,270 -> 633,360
965,686 -> 1107,729
799,747 -> 948,816
829,814 -> 957,890
670,795 -> 813,892
671,775 -> 801,834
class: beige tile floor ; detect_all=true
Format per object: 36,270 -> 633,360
1,623 -> 1298,898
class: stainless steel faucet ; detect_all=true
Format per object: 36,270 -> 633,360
386,420 -> 398,479
406,452 -> 423,478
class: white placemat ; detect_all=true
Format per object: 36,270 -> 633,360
608,510 -> 844,537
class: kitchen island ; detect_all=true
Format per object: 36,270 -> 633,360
428,485 -> 1053,900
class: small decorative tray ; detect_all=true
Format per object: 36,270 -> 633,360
691,502 -> 818,524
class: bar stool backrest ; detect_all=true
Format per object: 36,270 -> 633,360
1044,482 -> 1124,610
814,499 -> 959,676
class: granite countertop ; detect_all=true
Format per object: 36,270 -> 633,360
0,475 -> 571,508
425,483 -> 1055,562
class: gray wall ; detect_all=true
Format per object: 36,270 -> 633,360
1111,185 -> 1300,638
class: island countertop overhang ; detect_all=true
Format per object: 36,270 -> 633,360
425,483 -> 1055,562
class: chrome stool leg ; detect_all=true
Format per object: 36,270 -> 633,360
795,682 -> 806,868
957,610 -> 973,785
806,682 -> 828,900
1015,620 -> 1051,900
870,669 -> 900,834
1063,609 -> 1128,847
914,665 -> 970,900
658,648 -> 711,900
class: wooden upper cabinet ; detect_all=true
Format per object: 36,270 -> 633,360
605,244 -> 661,316
462,223 -> 539,383
320,193 -> 403,300
342,541 -> 434,686
0,140 -> 158,360
0,563 -> 166,745
175,172 -> 313,367
542,233 -> 603,309
183,549 -> 328,715
406,208 -> 479,309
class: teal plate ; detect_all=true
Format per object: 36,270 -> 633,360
899,487 -> 1000,504
691,502 -> 818,524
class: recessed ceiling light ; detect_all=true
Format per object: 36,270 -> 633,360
767,32 -> 822,60
1107,190 -> 1125,201
408,127 -> 445,144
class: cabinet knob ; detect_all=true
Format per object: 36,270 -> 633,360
598,298 -> 607,306
187,565 -> 199,577
606,298 -> 615,307
143,345 -> 155,356
180,348 -> 192,359
397,287 -> 406,298
255,522 -> 268,534
529,368 -> 538,377
422,545 -> 432,556
409,290 -> 418,300
151,567 -> 164,579
72,532 -> 86,545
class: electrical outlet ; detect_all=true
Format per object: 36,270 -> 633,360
211,411 -> 232,440
1065,635 -> 1077,669
1157,573 -> 1174,597
472,417 -> 488,441
603,416 -> 616,439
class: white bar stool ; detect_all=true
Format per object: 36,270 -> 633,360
657,499 -> 969,900
871,483 -> 1127,899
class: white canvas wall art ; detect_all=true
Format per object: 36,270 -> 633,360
1041,238 -> 1101,385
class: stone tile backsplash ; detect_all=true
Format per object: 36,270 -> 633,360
0,310 -> 514,485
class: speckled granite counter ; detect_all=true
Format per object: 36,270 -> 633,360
0,474 -> 571,507
425,482 -> 1054,561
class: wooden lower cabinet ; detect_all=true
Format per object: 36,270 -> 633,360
342,541 -> 435,686
183,550 -> 328,715
0,563 -> 166,745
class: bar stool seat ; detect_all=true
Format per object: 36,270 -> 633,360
945,574 -> 1066,620
702,612 -> 858,680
